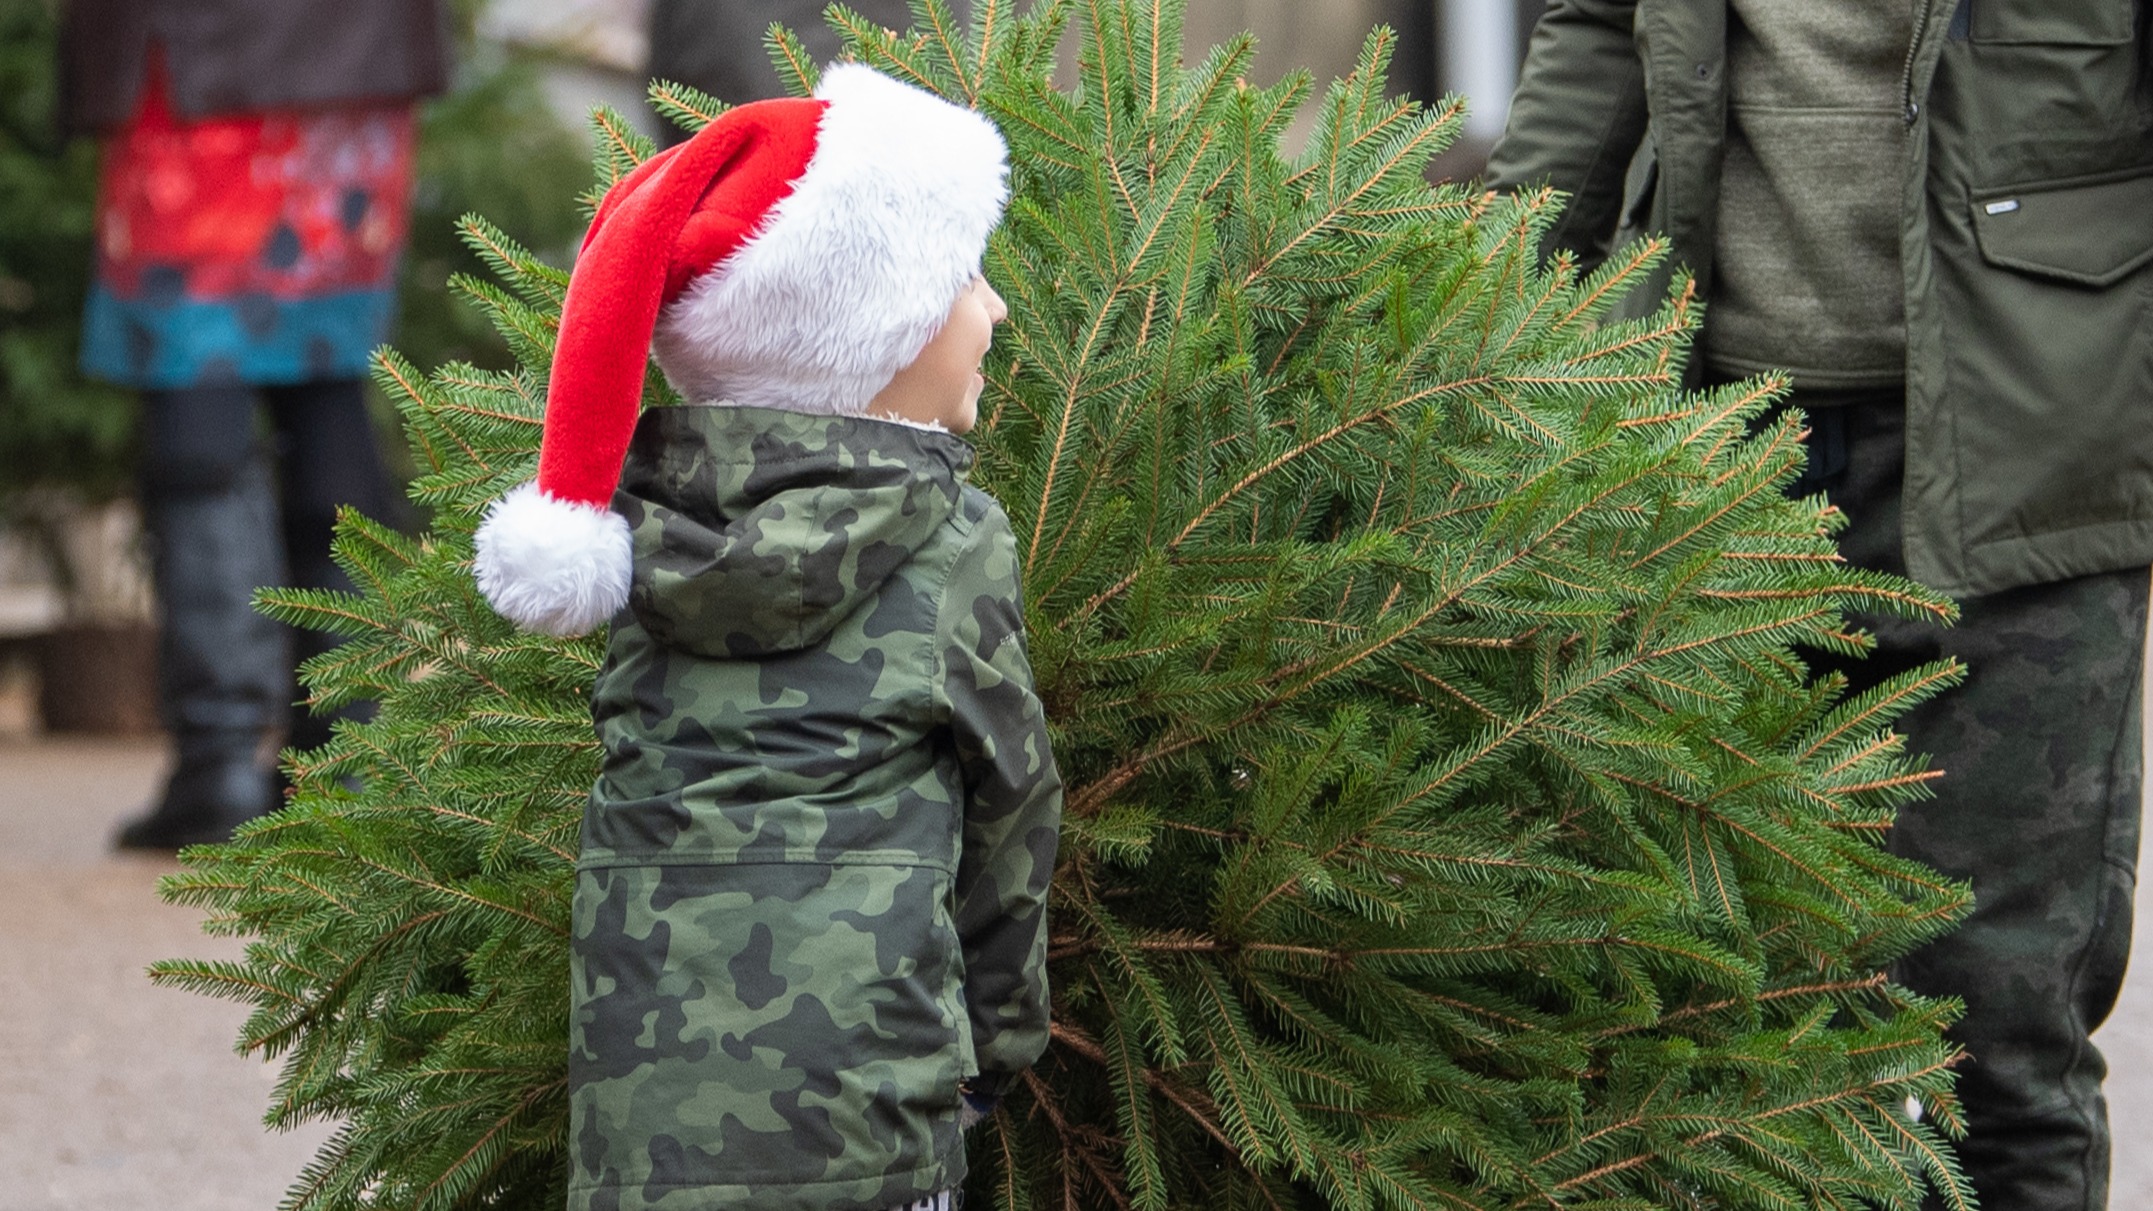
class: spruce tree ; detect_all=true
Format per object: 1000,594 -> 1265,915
154,2 -> 1979,1207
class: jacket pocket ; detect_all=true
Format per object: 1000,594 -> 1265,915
1969,0 -> 2133,44
1938,165 -> 2153,560
1970,167 -> 2153,287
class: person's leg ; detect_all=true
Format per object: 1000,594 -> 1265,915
1891,574 -> 2141,1211
264,379 -> 391,757
118,384 -> 287,848
1795,396 -> 2143,1211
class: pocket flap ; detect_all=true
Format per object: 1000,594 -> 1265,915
1971,169 -> 2153,288
1971,0 -> 2133,45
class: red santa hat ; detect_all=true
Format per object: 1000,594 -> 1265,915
473,64 -> 1009,637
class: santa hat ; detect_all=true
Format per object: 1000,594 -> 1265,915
473,64 -> 1009,637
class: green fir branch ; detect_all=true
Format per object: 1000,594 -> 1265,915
156,2 -> 1974,1207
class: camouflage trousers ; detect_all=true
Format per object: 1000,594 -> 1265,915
1789,393 -> 2145,1211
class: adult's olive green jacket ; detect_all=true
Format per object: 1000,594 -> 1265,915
1488,0 -> 2153,596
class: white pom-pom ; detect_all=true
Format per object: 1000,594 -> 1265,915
473,482 -> 632,637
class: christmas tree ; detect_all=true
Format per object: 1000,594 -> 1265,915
154,1 -> 1978,1207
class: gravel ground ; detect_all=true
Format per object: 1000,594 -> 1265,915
0,738 -> 332,1211
0,733 -> 2146,1209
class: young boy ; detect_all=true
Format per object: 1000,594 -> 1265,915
471,65 -> 1063,1211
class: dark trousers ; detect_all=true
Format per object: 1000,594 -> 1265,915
139,379 -> 390,761
1790,395 -> 2143,1211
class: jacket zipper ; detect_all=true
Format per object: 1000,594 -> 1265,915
1899,0 -> 1939,125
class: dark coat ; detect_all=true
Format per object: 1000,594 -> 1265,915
1489,0 -> 2153,596
59,0 -> 449,136
644,0 -> 918,141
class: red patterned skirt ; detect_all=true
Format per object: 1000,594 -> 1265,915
81,51 -> 416,389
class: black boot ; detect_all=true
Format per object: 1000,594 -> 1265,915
120,385 -> 290,850
116,728 -> 276,849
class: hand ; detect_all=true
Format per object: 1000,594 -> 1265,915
958,1083 -> 1000,1130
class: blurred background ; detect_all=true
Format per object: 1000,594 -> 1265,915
0,1 -> 2143,1207
0,0 -> 1540,730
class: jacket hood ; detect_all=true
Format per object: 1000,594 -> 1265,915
616,404 -> 973,658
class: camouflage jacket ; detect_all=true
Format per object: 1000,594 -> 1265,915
570,405 -> 1064,1211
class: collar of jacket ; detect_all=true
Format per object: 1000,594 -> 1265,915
616,403 -> 977,657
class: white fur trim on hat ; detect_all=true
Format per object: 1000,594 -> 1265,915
651,63 -> 1010,416
473,482 -> 633,637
